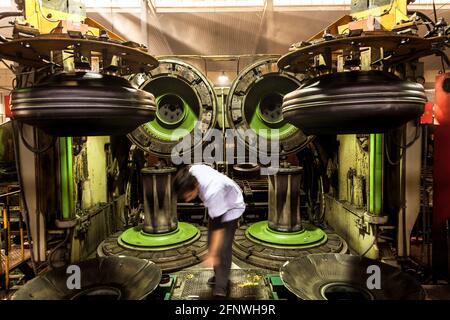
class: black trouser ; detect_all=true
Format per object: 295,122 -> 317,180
207,216 -> 238,293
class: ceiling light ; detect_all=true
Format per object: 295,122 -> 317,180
218,72 -> 229,84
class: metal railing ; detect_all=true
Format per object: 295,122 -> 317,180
0,187 -> 25,290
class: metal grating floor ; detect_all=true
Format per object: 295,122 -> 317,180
171,269 -> 272,300
1,245 -> 30,276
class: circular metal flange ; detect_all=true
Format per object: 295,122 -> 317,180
0,33 -> 158,75
281,70 -> 426,134
98,225 -> 208,272
246,221 -> 327,248
12,256 -> 162,300
280,253 -> 426,300
119,222 -> 200,249
233,163 -> 261,180
226,58 -> 308,156
278,32 -> 446,74
128,59 -> 218,157
11,72 -> 156,136
141,167 -> 177,174
156,94 -> 187,126
233,223 -> 347,271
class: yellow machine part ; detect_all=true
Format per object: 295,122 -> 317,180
349,0 -> 410,31
23,0 -> 87,33
21,0 -> 124,40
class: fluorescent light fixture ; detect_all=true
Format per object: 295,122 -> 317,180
85,0 -> 142,8
0,0 -> 12,7
153,0 -> 265,8
413,0 -> 448,3
273,0 -> 351,5
218,72 -> 229,84
273,0 -> 447,5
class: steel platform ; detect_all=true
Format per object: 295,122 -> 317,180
170,269 -> 272,300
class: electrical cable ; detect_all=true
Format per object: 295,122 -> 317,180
408,11 -> 435,33
386,122 -> 421,166
390,121 -> 422,149
47,229 -> 71,269
306,141 -> 327,225
1,59 -> 15,73
436,1 -> 450,13
0,12 -> 22,21
432,49 -> 450,70
433,0 -> 438,23
385,134 -> 403,166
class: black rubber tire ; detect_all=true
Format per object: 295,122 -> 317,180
282,71 -> 426,134
11,72 -> 156,136
280,253 -> 426,300
12,256 -> 161,300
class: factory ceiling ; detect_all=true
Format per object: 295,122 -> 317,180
85,3 -> 449,75
0,1 -> 448,81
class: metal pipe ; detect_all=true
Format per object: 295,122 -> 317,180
267,166 -> 303,232
0,190 -> 21,199
221,87 -> 226,173
19,211 -> 24,260
59,137 -> 75,221
0,12 -> 23,21
369,134 -> 384,215
142,167 -> 177,234
2,207 -> 9,289
401,127 -> 408,257
156,54 -> 281,61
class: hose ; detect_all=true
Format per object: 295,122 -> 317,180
47,230 -> 71,269
0,12 -> 23,21
409,11 -> 435,33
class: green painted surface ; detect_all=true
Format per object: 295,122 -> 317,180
246,221 -> 327,248
143,94 -> 198,141
119,222 -> 199,248
268,275 -> 284,286
82,136 -> 109,208
59,137 -> 74,220
369,134 -> 383,215
248,100 -> 298,140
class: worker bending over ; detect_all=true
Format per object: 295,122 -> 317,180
173,164 -> 245,298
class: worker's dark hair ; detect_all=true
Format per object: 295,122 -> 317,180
173,165 -> 198,198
